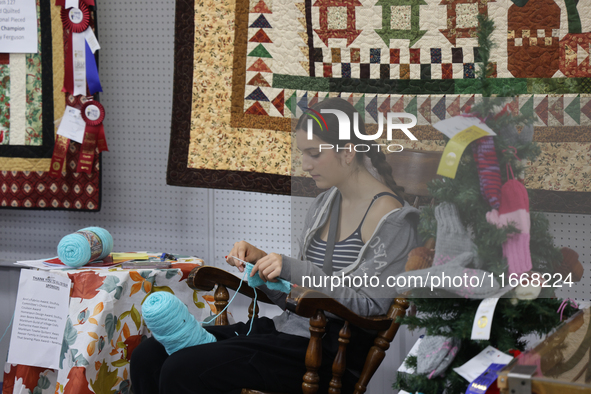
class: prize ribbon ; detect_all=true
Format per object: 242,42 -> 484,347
61,3 -> 90,95
48,135 -> 70,178
60,3 -> 90,32
61,3 -> 102,96
85,39 -> 102,94
77,101 -> 108,174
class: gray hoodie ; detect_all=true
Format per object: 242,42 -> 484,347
262,187 -> 422,338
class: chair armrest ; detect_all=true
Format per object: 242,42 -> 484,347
285,286 -> 392,332
188,266 -> 274,304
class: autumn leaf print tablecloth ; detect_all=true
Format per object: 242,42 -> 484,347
3,262 -> 215,394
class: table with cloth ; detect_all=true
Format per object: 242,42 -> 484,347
2,260 -> 215,394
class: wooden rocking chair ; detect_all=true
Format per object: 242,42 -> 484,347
187,149 -> 442,394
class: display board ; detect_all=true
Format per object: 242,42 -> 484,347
0,0 -> 101,210
0,0 -> 589,389
168,0 -> 591,212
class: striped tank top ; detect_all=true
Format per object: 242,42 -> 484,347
306,192 -> 404,273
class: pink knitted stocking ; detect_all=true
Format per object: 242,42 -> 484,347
486,178 -> 532,275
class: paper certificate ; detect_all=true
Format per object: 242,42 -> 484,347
453,346 -> 513,383
56,106 -> 87,143
433,116 -> 496,139
7,269 -> 71,369
0,0 -> 39,53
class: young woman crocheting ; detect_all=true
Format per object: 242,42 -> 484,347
130,97 -> 421,394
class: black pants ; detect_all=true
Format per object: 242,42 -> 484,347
130,317 -> 374,394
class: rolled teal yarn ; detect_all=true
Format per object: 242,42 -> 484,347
57,227 -> 113,267
143,292 -> 216,355
58,234 -> 92,267
81,227 -> 113,260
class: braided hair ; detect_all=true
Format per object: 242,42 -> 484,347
296,97 -> 406,199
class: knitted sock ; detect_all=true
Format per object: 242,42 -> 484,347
486,179 -> 532,275
433,202 -> 474,266
472,136 -> 502,209
417,336 -> 461,379
430,341 -> 461,379
143,292 -> 216,355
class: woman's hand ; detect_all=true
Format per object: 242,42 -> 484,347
226,241 -> 267,272
251,253 -> 282,282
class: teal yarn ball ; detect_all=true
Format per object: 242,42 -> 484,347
142,292 -> 216,355
57,227 -> 113,267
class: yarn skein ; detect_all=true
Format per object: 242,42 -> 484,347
57,227 -> 114,267
143,292 -> 216,355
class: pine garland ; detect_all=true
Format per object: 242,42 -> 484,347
394,298 -> 576,394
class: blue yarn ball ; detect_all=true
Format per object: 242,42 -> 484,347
57,227 -> 113,267
143,292 -> 216,355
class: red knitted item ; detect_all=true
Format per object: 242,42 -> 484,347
486,179 -> 532,275
472,136 -> 502,209
499,179 -> 529,215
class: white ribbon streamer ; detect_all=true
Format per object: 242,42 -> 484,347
82,27 -> 100,53
72,32 -> 86,96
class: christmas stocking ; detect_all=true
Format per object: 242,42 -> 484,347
472,136 -> 502,209
486,179 -> 532,276
433,202 -> 474,266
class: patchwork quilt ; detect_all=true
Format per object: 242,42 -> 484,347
0,0 -> 101,210
168,0 -> 591,212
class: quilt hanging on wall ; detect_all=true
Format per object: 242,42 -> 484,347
168,0 -> 591,213
0,0 -> 102,210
